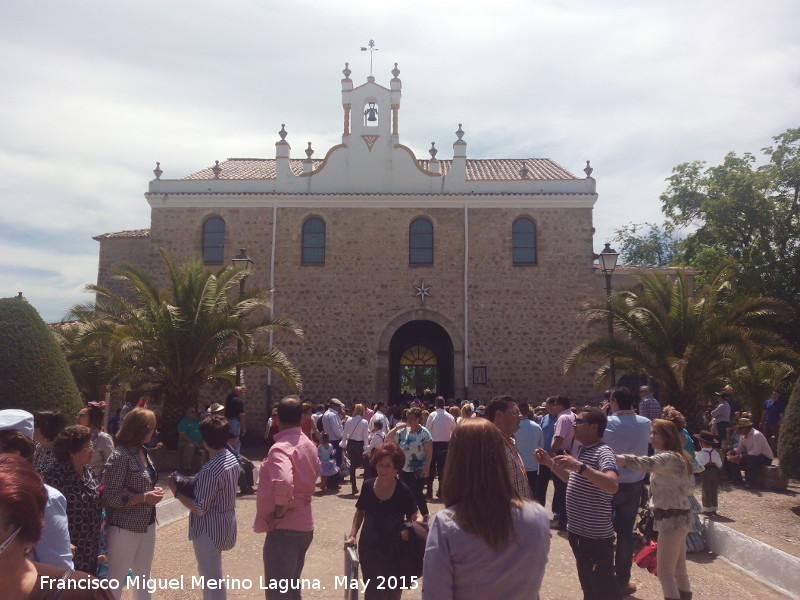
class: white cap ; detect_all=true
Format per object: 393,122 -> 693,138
0,409 -> 35,439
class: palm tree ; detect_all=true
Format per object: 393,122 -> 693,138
68,249 -> 303,446
564,266 -> 800,431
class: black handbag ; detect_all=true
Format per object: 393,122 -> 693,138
172,471 -> 195,499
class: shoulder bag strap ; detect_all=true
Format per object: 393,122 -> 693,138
52,569 -> 74,600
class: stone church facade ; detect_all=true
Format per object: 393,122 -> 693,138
94,63 -> 603,426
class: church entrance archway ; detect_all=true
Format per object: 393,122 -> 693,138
389,321 -> 453,402
377,309 -> 464,403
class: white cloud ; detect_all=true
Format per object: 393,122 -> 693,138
1,0 -> 799,320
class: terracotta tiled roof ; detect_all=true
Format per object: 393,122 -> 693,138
425,158 -> 578,180
181,159 -> 311,180
92,229 -> 151,241
180,157 -> 579,181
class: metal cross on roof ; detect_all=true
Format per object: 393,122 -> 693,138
360,39 -> 379,76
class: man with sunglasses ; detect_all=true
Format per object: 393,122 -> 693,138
537,407 -> 620,600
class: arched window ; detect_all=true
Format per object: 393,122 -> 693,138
202,217 -> 225,264
409,218 -> 433,265
512,218 -> 537,264
302,217 -> 326,265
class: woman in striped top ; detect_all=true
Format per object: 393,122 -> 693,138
168,414 -> 240,600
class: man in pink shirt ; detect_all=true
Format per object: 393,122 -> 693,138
254,395 -> 321,599
548,395 -> 576,531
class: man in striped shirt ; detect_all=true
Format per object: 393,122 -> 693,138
537,407 -> 620,600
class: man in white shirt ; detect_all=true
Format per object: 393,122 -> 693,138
711,391 -> 732,446
368,401 -> 391,435
727,417 -> 773,487
321,398 -> 345,488
425,396 -> 457,498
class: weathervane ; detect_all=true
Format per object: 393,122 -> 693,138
360,39 -> 379,76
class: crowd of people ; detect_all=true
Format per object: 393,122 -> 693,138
0,380 -> 785,600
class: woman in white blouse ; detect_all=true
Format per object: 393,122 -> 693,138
617,419 -> 694,600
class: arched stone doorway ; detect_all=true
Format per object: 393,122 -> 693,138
377,309 -> 464,403
389,321 -> 454,401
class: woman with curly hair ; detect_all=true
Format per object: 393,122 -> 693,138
44,425 -> 103,574
617,419 -> 694,600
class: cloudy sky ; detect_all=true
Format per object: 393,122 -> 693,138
2,1 -> 798,323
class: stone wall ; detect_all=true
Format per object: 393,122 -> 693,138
120,201 -> 602,435
95,235 -> 150,296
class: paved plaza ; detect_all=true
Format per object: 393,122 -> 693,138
141,478 -> 794,600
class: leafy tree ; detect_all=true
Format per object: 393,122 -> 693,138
612,222 -> 684,267
52,321 -> 115,405
68,249 -> 303,446
0,297 -> 84,416
659,128 -> 800,341
778,376 -> 800,479
564,267 -> 800,431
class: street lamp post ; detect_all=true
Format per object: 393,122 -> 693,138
599,243 -> 619,387
232,248 -> 254,386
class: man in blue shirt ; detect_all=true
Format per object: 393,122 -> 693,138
603,386 -> 651,597
534,400 -> 558,508
516,402 -> 544,493
760,390 -> 786,454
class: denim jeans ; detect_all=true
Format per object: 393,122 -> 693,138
612,480 -> 643,588
193,533 -> 226,600
229,419 -> 242,453
552,474 -> 567,526
263,529 -> 314,600
568,532 -> 622,600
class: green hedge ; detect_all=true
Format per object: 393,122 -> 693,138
778,376 -> 800,479
0,297 -> 83,416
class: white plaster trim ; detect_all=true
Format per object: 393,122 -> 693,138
145,192 -> 598,210
702,516 -> 800,599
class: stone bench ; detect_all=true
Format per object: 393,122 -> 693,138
755,465 -> 788,491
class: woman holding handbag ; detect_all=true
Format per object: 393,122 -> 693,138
617,419 -> 694,600
345,443 -> 421,600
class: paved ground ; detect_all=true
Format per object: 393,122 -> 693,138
138,465 -> 795,600
709,477 -> 800,558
